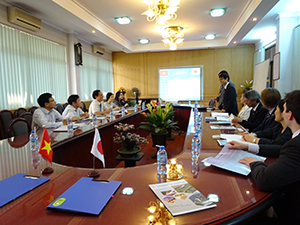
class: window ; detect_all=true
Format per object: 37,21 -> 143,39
79,52 -> 113,101
0,24 -> 67,109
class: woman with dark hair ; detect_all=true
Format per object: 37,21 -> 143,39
103,92 -> 119,111
114,91 -> 128,107
228,99 -> 292,157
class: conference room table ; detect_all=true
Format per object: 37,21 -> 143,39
0,106 -> 276,224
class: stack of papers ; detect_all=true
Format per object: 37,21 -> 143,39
53,125 -> 79,132
211,112 -> 229,121
149,179 -> 216,216
202,145 -> 266,176
210,125 -> 236,130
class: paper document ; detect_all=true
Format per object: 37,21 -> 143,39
210,125 -> 236,130
209,121 -> 231,125
220,134 -> 248,144
211,112 -> 229,121
202,145 -> 266,176
149,179 -> 216,216
53,124 -> 78,132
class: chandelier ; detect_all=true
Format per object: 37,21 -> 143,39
142,0 -> 180,26
161,26 -> 184,50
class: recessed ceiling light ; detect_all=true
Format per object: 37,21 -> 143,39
92,30 -> 96,33
252,17 -> 257,21
210,8 -> 226,17
205,34 -> 216,40
115,17 -> 131,25
233,41 -> 237,44
139,39 -> 150,44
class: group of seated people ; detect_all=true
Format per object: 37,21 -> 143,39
212,71 -> 300,223
32,89 -> 129,130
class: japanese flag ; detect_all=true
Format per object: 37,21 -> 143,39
90,128 -> 105,167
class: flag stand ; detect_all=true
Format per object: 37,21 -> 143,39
42,166 -> 53,174
87,156 -> 100,178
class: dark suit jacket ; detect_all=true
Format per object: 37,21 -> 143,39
218,82 -> 238,115
250,134 -> 300,224
252,108 -> 278,132
256,124 -> 292,157
239,102 -> 268,132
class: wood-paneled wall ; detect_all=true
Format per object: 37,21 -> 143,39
112,44 -> 255,106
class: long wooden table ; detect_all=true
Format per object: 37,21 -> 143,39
0,106 -> 276,224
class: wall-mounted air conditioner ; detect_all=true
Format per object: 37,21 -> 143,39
92,45 -> 105,55
7,7 -> 42,32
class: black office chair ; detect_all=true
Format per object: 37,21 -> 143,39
28,106 -> 38,114
20,112 -> 33,128
7,118 -> 31,137
0,110 -> 14,139
14,108 -> 27,118
56,103 -> 64,114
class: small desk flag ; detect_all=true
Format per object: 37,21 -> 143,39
90,128 -> 105,167
38,128 -> 53,164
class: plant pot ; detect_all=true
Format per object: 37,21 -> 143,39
122,141 -> 136,150
151,132 -> 168,147
117,147 -> 141,158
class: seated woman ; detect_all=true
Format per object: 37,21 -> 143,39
237,93 -> 252,121
228,99 -> 292,157
103,92 -> 119,111
114,91 -> 128,107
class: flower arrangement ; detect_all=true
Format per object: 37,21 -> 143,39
117,87 -> 126,93
139,101 -> 178,134
113,123 -> 148,150
240,80 -> 253,90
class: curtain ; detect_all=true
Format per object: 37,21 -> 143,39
0,24 -> 67,109
79,52 -> 113,101
293,24 -> 300,90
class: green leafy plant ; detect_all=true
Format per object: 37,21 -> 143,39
240,80 -> 253,90
139,101 -> 178,134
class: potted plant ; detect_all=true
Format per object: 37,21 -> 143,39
241,80 -> 253,91
139,101 -> 178,147
113,122 -> 148,157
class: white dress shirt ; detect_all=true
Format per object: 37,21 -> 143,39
89,99 -> 103,116
63,105 -> 84,119
238,105 -> 252,121
103,101 -> 116,111
32,107 -> 64,130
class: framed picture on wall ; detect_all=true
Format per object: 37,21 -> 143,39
74,43 -> 83,66
273,52 -> 280,80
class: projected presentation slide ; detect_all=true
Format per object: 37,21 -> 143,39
159,67 -> 202,101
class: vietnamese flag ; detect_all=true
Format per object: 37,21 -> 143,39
38,128 -> 53,164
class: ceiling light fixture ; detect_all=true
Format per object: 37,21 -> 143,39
115,17 -> 131,25
252,17 -> 257,21
233,41 -> 237,44
205,34 -> 216,40
210,8 -> 226,17
139,39 -> 150,44
92,30 -> 96,33
142,0 -> 180,26
161,26 -> 184,50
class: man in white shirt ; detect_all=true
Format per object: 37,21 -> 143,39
89,90 -> 111,116
63,94 -> 89,121
32,93 -> 67,130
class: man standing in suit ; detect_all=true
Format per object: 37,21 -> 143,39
232,90 -> 268,132
217,71 -> 238,115
238,90 -> 300,224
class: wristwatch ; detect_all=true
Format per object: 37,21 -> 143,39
253,138 -> 256,143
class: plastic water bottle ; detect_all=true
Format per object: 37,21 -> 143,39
157,146 -> 167,175
134,104 -> 138,112
109,109 -> 114,121
189,100 -> 191,105
121,107 -> 125,117
67,119 -> 73,136
195,127 -> 202,139
191,134 -> 200,158
92,113 -> 97,126
194,102 -> 199,127
191,157 -> 200,178
142,102 -> 145,110
31,149 -> 40,169
29,129 -> 38,151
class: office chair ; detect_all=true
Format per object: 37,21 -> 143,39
7,118 -> 31,137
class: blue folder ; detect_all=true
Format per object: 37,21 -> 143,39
0,173 -> 50,207
46,177 -> 121,215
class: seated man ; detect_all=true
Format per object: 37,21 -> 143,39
32,93 -> 67,130
252,87 -> 281,132
232,90 -> 268,132
88,90 -> 111,116
237,90 -> 300,224
63,94 -> 89,121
